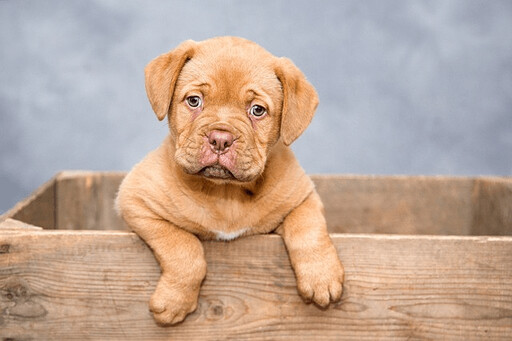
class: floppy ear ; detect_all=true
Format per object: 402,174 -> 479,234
145,40 -> 197,121
274,57 -> 319,146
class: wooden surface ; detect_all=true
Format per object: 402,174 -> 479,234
0,218 -> 43,231
1,175 -> 56,229
1,172 -> 511,338
471,178 -> 512,236
314,175 -> 476,235
1,228 -> 512,340
55,171 -> 128,231
4,171 -> 510,235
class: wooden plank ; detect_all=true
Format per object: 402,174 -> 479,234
1,231 -> 511,340
53,173 -> 484,235
0,218 -> 43,231
0,175 -> 56,229
313,175 -> 475,235
55,171 -> 129,231
6,173 -> 511,236
471,178 -> 512,236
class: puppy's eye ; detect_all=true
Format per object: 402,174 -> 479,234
186,96 -> 202,108
249,105 -> 266,117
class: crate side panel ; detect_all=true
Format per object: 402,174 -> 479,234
471,178 -> 512,235
0,218 -> 43,231
313,176 -> 474,235
55,172 -> 128,230
53,173 -> 479,235
1,177 -> 56,229
1,232 -> 511,340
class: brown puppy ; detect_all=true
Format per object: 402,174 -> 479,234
116,36 -> 344,325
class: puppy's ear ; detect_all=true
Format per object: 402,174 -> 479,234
145,40 -> 197,121
274,57 -> 319,146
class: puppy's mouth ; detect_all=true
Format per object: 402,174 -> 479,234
199,165 -> 235,180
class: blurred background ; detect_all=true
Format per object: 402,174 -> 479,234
1,0 -> 511,213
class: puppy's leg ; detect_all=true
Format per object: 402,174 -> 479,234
127,217 -> 206,325
277,191 -> 344,307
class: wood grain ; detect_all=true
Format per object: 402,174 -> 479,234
0,218 -> 43,231
2,173 -> 511,338
55,171 -> 128,231
1,230 -> 511,340
313,175 -> 476,235
8,172 -> 508,236
0,175 -> 56,229
471,178 -> 512,236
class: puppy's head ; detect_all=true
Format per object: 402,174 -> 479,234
145,37 -> 318,183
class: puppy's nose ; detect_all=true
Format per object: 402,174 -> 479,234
208,130 -> 234,153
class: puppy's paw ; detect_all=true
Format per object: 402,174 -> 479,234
295,252 -> 344,308
149,277 -> 200,325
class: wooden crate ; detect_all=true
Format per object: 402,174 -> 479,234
1,171 -> 511,340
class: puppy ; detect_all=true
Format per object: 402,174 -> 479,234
117,36 -> 344,325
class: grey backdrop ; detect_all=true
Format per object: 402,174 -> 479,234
1,0 -> 511,213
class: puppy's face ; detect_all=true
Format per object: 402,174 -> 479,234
145,37 -> 318,183
170,43 -> 283,182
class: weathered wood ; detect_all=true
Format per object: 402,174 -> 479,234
27,172 -> 510,236
471,178 -> 512,235
1,175 -> 56,229
313,175 -> 477,235
2,173 -> 512,338
55,171 -> 128,231
1,231 -> 511,340
0,218 -> 43,231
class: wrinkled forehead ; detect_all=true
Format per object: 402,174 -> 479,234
177,43 -> 283,104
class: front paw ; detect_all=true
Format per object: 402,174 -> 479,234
294,252 -> 345,308
149,276 -> 201,325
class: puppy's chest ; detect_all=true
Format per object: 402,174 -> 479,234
176,196 -> 277,240
200,198 -> 260,228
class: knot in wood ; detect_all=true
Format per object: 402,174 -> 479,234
0,244 -> 10,254
3,281 -> 29,302
205,299 -> 232,321
1,276 -> 48,319
212,305 -> 223,316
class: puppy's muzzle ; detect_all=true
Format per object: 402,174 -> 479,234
208,130 -> 234,154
